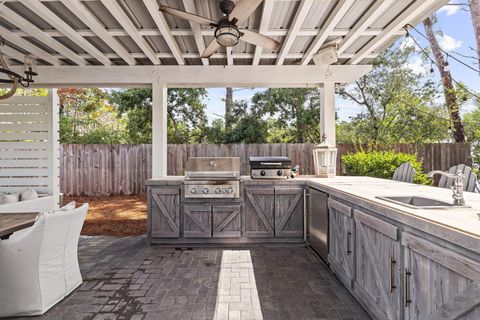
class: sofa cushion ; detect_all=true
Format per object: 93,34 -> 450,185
20,189 -> 39,202
0,193 -> 20,205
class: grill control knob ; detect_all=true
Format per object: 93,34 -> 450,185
260,170 -> 266,176
227,187 -> 233,194
190,188 -> 197,194
277,170 -> 283,176
222,187 -> 227,193
215,188 -> 221,194
202,188 -> 209,194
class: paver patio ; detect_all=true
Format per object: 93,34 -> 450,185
10,236 -> 371,320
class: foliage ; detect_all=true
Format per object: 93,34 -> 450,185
342,151 -> 430,185
338,45 -> 450,145
108,88 -> 208,144
251,88 -> 321,143
58,88 -> 127,144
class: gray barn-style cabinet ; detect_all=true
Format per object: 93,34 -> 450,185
353,209 -> 402,320
402,232 -> 480,320
148,187 -> 181,238
324,196 -> 480,320
328,198 -> 355,289
244,186 -> 304,238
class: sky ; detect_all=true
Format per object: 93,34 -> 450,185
202,0 -> 479,123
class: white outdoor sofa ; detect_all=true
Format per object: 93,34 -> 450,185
0,194 -> 56,214
0,203 -> 88,317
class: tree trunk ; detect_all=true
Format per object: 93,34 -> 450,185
423,17 -> 466,143
225,87 -> 233,131
470,0 -> 480,66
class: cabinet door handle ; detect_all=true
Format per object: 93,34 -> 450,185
404,269 -> 412,306
389,257 -> 397,292
346,231 -> 352,255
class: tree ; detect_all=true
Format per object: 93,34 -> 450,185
251,88 -> 322,143
470,0 -> 480,65
225,87 -> 234,131
338,45 -> 449,144
108,88 -> 208,144
58,88 -> 126,144
423,17 -> 466,142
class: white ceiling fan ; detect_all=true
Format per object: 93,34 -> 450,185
159,0 -> 280,58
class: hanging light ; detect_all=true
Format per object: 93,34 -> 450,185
429,62 -> 435,77
215,19 -> 241,47
0,39 -> 37,99
443,56 -> 450,72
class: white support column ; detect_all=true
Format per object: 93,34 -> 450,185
152,81 -> 168,177
320,82 -> 336,146
47,88 -> 60,208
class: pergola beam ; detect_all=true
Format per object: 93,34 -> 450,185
0,45 -> 27,63
0,3 -> 87,66
28,0 -> 111,66
0,25 -> 61,66
276,0 -> 314,66
143,0 -> 184,65
8,65 -> 373,88
61,0 -> 136,66
100,0 -> 160,65
301,0 -> 355,65
47,51 -> 377,61
9,28 -> 405,38
253,0 -> 275,66
182,0 -> 209,66
348,0 -> 446,64
338,0 -> 395,54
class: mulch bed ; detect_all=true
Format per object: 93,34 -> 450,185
65,195 -> 147,237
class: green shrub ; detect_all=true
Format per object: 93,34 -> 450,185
341,151 -> 431,185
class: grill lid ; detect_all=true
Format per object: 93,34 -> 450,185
185,157 -> 240,181
249,156 -> 292,169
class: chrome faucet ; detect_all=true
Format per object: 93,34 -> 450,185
427,170 -> 465,206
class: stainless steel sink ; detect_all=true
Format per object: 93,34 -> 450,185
376,196 -> 471,209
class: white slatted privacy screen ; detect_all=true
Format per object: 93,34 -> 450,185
0,90 -> 59,205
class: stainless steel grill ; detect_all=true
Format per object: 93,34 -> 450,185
184,157 -> 240,199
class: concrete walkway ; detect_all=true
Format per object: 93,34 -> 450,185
11,236 -> 371,320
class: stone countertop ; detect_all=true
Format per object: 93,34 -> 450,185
305,176 -> 480,254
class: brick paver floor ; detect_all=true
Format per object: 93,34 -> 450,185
10,236 -> 371,320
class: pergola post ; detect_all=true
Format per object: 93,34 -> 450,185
47,88 -> 60,208
320,82 -> 336,146
152,80 -> 168,177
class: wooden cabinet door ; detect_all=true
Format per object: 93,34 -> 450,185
328,198 -> 354,288
354,209 -> 401,320
403,232 -> 480,320
183,204 -> 212,238
149,188 -> 180,238
244,187 -> 275,237
212,204 -> 241,238
274,187 -> 304,237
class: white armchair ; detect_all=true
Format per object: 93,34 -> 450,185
0,203 -> 89,317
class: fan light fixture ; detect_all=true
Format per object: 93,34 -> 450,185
215,21 -> 241,47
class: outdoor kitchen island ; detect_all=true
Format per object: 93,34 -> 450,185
147,176 -> 480,320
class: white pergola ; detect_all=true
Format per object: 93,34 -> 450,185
0,0 -> 448,177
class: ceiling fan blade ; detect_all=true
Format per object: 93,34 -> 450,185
230,0 -> 263,24
240,29 -> 280,50
159,5 -> 217,26
201,39 -> 221,58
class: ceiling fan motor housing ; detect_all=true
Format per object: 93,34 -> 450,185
219,0 -> 236,15
215,19 -> 240,47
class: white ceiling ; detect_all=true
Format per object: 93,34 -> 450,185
0,0 -> 447,67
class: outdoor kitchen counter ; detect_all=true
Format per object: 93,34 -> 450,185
305,176 -> 480,254
146,176 -> 184,186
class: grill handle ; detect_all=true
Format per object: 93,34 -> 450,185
259,162 -> 283,166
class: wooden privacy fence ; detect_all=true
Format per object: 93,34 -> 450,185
60,143 -> 471,196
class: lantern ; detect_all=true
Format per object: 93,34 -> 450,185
313,140 -> 337,178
